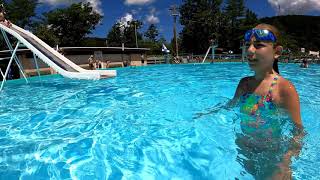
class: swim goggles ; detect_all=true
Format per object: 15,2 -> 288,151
244,29 -> 277,42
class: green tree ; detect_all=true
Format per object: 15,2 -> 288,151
261,15 -> 320,52
81,37 -> 107,47
237,0 -> 245,19
124,21 -> 143,47
5,0 -> 38,28
0,0 -> 37,49
179,0 -> 223,54
158,36 -> 167,44
106,20 -> 143,47
139,40 -> 161,54
224,0 -> 245,25
243,9 -> 259,27
106,23 -> 122,47
225,0 -> 237,23
144,24 -> 159,42
32,22 -> 59,46
35,2 -> 102,46
224,0 -> 246,50
139,35 -> 169,55
238,9 -> 259,42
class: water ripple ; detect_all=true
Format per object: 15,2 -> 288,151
0,63 -> 319,179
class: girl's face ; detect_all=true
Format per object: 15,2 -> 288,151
246,36 -> 276,72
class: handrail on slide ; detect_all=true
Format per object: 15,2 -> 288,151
0,23 -> 116,80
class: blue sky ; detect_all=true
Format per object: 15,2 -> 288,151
37,0 -> 320,41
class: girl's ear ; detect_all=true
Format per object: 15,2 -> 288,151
274,45 -> 283,59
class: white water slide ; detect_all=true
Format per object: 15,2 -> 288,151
0,23 -> 116,80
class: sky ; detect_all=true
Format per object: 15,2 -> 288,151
36,0 -> 320,41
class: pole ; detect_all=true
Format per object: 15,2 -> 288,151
33,53 -> 41,78
240,41 -> 246,63
211,40 -> 215,60
1,29 -> 28,83
209,39 -> 218,63
202,46 -> 212,63
165,53 -> 168,64
174,16 -> 178,58
1,41 -> 20,91
121,43 -> 124,62
134,22 -> 138,48
170,5 -> 179,58
0,68 -> 5,81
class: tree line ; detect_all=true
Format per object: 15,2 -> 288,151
0,0 -> 319,56
0,0 -> 165,55
179,0 -> 320,55
0,0 -> 101,47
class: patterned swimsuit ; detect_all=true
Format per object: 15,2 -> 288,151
239,75 -> 280,137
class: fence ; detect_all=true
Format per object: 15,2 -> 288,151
147,54 -> 244,64
147,54 -> 320,64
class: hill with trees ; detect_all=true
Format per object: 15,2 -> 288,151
179,0 -> 320,55
260,15 -> 320,52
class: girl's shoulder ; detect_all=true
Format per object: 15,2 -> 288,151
237,76 -> 256,93
239,76 -> 257,86
277,75 -> 298,98
239,76 -> 254,84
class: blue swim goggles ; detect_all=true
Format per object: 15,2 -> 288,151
244,29 -> 277,42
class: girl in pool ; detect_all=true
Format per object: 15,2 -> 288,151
229,24 -> 304,179
300,59 -> 309,68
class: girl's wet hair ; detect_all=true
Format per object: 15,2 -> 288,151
254,24 -> 281,74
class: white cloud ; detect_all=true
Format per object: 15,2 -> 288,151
118,13 -> 134,34
84,0 -> 103,15
38,0 -> 66,5
124,0 -> 155,6
119,13 -> 134,27
145,7 -> 159,24
146,14 -> 159,24
268,0 -> 320,15
150,7 -> 156,14
38,0 -> 103,15
131,9 -> 138,15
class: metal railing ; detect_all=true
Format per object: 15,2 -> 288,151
146,54 -> 320,64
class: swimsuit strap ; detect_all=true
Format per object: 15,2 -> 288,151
264,75 -> 279,102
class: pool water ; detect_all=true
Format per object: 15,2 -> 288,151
0,63 -> 319,179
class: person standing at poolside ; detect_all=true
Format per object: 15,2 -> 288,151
96,59 -> 101,69
88,55 -> 95,70
229,24 -> 304,179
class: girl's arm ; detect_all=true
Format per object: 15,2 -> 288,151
274,80 -> 304,178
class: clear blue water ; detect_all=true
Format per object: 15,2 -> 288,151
0,63 -> 319,179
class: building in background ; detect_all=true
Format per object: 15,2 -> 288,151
0,47 -> 149,79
